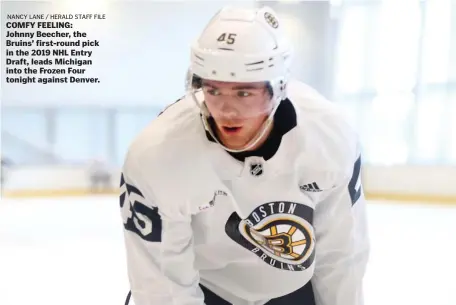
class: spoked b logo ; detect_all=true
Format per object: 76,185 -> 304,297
225,201 -> 315,271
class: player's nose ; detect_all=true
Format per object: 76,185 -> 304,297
218,101 -> 241,118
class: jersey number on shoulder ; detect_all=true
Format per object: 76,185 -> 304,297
348,156 -> 362,206
120,173 -> 162,242
217,33 -> 237,44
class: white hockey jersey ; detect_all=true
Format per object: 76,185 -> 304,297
120,79 -> 370,305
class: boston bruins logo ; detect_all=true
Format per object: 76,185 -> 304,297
225,201 -> 315,271
246,217 -> 313,263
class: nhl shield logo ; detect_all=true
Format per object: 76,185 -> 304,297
250,163 -> 263,176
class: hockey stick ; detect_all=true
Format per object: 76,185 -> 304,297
124,290 -> 131,305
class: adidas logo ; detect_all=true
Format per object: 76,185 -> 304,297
300,182 -> 322,192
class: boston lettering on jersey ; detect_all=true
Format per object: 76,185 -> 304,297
225,201 -> 315,272
244,201 -> 299,226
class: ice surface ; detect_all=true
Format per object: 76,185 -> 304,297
1,196 -> 455,305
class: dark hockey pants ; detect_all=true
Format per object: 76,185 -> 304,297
200,280 -> 316,305
124,281 -> 315,305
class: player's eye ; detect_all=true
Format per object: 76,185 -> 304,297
206,88 -> 221,96
237,91 -> 252,97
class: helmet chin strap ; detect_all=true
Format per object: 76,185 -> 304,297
190,89 -> 281,153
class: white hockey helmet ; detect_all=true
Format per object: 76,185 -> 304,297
187,6 -> 293,152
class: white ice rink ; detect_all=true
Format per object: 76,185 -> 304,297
1,196 -> 455,305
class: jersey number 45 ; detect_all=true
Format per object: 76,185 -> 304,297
119,173 -> 162,242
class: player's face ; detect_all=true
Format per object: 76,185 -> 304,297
201,80 -> 272,150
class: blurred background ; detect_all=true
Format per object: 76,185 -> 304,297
1,0 -> 456,199
1,0 -> 455,305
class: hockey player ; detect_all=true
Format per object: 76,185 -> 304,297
120,5 -> 370,305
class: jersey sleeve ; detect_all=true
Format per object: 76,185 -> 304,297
119,153 -> 205,305
311,150 -> 370,305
